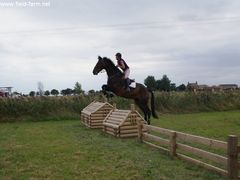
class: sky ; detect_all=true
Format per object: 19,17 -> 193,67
0,0 -> 240,94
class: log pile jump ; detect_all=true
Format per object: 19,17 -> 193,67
103,104 -> 147,138
81,101 -> 113,129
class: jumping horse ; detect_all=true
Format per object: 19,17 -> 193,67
93,56 -> 158,124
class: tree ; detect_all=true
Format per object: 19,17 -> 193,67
170,83 -> 176,91
176,84 -> 186,91
61,89 -> 66,96
29,91 -> 35,97
74,82 -> 83,95
156,80 -> 162,90
144,76 -> 156,90
159,75 -> 171,91
37,81 -> 44,96
61,89 -> 67,96
88,89 -> 95,95
51,89 -> 59,96
66,88 -> 73,95
61,88 -> 73,96
44,90 -> 50,96
154,75 -> 172,91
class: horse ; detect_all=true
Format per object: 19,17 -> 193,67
92,56 -> 158,124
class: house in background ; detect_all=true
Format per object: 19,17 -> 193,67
219,84 -> 238,90
187,82 -> 199,92
187,82 -> 238,92
198,84 -> 211,91
187,82 -> 212,92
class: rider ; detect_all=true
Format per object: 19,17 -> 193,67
115,52 -> 130,91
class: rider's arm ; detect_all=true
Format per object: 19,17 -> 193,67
117,60 -> 125,69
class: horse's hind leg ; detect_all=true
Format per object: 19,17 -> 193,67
142,101 -> 151,123
146,105 -> 151,120
135,99 -> 150,124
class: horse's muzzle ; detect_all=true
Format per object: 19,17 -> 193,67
93,70 -> 98,75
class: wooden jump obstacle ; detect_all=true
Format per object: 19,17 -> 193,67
137,122 -> 240,179
103,104 -> 147,138
81,101 -> 113,129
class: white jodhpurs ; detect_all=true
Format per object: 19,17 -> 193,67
124,68 -> 130,79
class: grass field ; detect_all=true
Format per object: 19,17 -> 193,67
1,110 -> 240,179
152,110 -> 240,141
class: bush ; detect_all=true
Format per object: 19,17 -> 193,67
154,91 -> 240,113
0,91 -> 240,122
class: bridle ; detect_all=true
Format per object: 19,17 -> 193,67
99,59 -> 121,78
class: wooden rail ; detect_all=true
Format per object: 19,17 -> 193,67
137,121 -> 239,179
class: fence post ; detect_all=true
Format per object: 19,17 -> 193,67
227,135 -> 238,179
137,118 -> 143,142
113,103 -> 117,109
169,131 -> 177,157
131,104 -> 135,111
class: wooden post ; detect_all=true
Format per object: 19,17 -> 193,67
227,135 -> 238,179
169,131 -> 177,157
137,118 -> 143,142
113,103 -> 117,109
131,104 -> 135,111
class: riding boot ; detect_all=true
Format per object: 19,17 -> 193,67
125,79 -> 130,91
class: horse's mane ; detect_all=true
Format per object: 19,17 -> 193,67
103,57 -> 123,75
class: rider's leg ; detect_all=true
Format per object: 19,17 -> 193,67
124,68 -> 130,79
124,69 -> 130,91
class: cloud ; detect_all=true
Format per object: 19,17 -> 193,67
0,0 -> 240,93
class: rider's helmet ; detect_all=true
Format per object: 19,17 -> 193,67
115,52 -> 122,58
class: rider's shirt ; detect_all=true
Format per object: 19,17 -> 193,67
117,59 -> 129,72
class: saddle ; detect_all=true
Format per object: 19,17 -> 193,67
127,78 -> 136,88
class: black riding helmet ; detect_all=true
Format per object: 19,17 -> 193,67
115,52 -> 122,58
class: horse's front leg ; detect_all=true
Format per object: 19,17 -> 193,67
102,84 -> 114,92
102,84 -> 115,99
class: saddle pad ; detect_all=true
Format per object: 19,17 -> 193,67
129,82 -> 136,88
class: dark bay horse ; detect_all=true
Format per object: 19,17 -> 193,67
93,56 -> 158,124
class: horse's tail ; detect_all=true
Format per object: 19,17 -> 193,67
148,89 -> 158,119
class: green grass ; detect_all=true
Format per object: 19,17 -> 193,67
0,119 -> 228,179
152,110 -> 240,141
151,110 -> 240,171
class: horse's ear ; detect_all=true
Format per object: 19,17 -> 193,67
98,56 -> 102,60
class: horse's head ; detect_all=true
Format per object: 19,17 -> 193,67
93,56 -> 121,77
93,56 -> 105,75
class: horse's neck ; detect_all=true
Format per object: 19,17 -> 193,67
105,68 -> 115,77
105,63 -> 121,78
